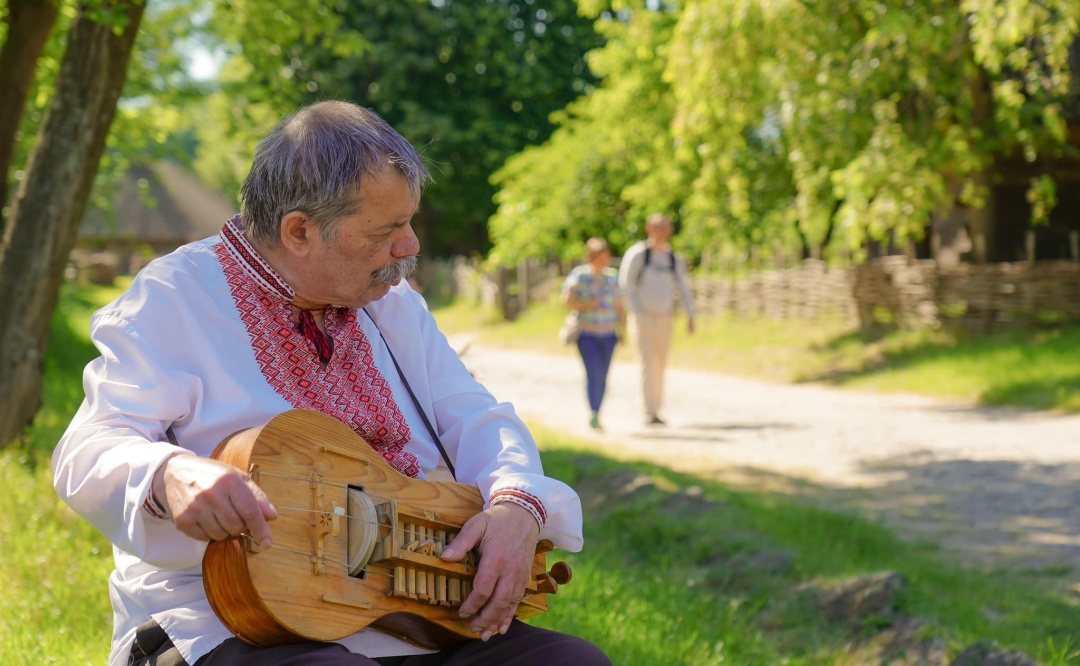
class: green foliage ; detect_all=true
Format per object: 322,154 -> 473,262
171,0 -> 371,204
488,3 -> 681,267
7,0 -> 368,223
208,0 -> 367,108
0,450 -> 114,664
487,0 -> 1080,268
269,0 -> 604,257
0,279 -> 123,663
7,0 -> 218,221
168,0 -> 604,257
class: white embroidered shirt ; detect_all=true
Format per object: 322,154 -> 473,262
52,217 -> 583,666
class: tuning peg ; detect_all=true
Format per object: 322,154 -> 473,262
548,561 -> 572,585
533,561 -> 573,594
534,573 -> 558,595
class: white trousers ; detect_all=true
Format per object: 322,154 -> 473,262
629,311 -> 674,417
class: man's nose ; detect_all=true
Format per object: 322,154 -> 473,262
391,224 -> 420,258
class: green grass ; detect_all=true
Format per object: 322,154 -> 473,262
5,281 -> 1080,665
2,279 -> 126,665
1,452 -> 115,664
812,327 -> 1080,411
434,296 -> 1080,412
528,430 -> 1080,664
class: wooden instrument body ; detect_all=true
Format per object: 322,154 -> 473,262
202,410 -> 557,650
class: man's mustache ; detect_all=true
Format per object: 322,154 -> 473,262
372,256 -> 418,284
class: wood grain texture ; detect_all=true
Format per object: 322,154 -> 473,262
202,409 -> 559,649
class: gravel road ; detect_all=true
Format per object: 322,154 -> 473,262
452,337 -> 1080,585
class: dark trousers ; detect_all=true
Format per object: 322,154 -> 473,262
576,332 -> 618,413
131,620 -> 611,666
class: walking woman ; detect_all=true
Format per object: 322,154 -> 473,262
560,237 -> 625,429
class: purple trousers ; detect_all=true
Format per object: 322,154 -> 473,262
132,620 -> 610,666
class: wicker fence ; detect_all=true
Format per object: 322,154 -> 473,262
420,254 -> 1080,332
416,256 -> 562,320
693,257 -> 1080,332
853,257 -> 1080,331
70,250 -> 1080,333
691,260 -> 859,323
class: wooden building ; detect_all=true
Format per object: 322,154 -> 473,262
75,161 -> 236,278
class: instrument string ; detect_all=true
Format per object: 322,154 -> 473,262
237,533 -> 394,579
245,473 -> 461,540
270,504 -> 382,526
236,471 -> 464,577
255,471 -> 395,503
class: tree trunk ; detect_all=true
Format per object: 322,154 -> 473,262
0,0 -> 146,448
0,0 -> 60,223
962,21 -> 994,265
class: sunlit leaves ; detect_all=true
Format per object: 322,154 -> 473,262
207,0 -> 367,110
181,0 -> 602,257
490,0 -> 1078,268
488,1 -> 677,267
1026,173 -> 1058,226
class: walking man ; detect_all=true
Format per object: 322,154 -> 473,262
618,213 -> 695,426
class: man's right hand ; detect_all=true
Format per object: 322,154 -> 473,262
154,454 -> 277,548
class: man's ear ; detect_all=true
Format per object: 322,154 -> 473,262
279,211 -> 314,256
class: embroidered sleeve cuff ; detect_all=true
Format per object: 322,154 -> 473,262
142,489 -> 170,520
490,488 -> 546,530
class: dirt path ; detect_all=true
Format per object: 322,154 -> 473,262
452,337 -> 1080,587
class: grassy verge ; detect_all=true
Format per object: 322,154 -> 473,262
528,427 -> 1080,664
433,296 -> 1080,412
5,281 -> 1078,664
9,427 -> 1080,664
2,279 -> 126,664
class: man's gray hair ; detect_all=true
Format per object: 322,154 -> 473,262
240,100 -> 431,244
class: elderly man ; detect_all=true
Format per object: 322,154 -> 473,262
53,101 -> 609,666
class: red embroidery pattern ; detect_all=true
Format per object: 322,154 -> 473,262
214,231 -> 419,477
490,489 -> 547,528
220,217 -> 294,298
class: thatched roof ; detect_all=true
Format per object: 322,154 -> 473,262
79,161 -> 236,244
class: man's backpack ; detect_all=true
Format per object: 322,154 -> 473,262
635,247 -> 676,285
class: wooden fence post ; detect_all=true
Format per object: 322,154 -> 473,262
517,259 -> 529,314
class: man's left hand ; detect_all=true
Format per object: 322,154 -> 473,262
440,502 -> 540,641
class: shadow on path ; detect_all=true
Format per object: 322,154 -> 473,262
712,456 -> 1080,593
455,340 -> 1080,593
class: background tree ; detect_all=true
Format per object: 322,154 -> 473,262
487,0 -> 1080,267
316,0 -> 603,257
488,1 -> 678,267
0,0 -> 389,446
180,0 -> 371,214
0,0 -> 60,227
190,0 -> 602,258
665,0 -> 1079,262
4,0 -> 213,235
0,0 -> 146,446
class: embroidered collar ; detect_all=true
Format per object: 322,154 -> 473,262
219,215 -> 296,301
218,215 -> 351,339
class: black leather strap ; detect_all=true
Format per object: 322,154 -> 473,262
130,620 -> 188,666
362,308 -> 456,479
